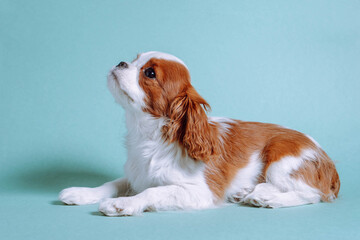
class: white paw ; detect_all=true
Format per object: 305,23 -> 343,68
241,183 -> 281,208
59,187 -> 103,205
243,194 -> 272,208
228,188 -> 253,203
242,194 -> 285,208
99,197 -> 143,217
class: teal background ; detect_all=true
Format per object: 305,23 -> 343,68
1,0 -> 359,239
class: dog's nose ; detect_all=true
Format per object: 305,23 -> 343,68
116,61 -> 128,68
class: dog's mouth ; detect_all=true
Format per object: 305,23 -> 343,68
111,72 -> 134,103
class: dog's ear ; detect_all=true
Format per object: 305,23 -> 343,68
165,86 -> 219,161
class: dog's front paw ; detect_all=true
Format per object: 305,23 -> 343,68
59,187 -> 103,205
99,197 -> 143,217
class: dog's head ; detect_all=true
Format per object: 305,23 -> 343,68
107,51 -> 219,161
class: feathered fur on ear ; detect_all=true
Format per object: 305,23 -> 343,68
165,86 -> 219,161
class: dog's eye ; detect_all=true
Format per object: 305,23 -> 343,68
144,68 -> 156,79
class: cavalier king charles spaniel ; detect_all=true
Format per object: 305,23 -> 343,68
59,51 -> 340,216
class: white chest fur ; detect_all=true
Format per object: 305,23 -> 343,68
123,112 -> 208,194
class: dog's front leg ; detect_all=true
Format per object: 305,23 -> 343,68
99,185 -> 214,216
59,177 -> 131,205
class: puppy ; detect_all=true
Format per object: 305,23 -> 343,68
59,51 -> 340,216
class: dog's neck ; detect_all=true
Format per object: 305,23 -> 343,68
125,109 -> 166,140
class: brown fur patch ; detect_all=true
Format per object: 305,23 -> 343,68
204,121 -> 320,199
165,87 -> 220,161
138,58 -> 219,160
139,58 -> 191,117
291,149 -> 340,201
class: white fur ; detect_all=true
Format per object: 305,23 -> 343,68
306,134 -> 321,148
59,178 -> 130,205
243,149 -> 321,208
226,151 -> 263,202
59,52 -> 326,215
209,117 -> 235,134
134,51 -> 187,69
95,110 -> 215,216
59,109 -> 215,215
107,64 -> 146,111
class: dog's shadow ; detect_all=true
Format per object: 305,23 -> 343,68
2,157 -> 121,216
5,157 -> 120,196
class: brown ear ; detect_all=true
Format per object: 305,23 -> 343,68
165,86 -> 219,161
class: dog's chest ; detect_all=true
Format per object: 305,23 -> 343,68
124,135 -> 204,193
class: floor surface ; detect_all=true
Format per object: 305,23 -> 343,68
1,164 -> 358,240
